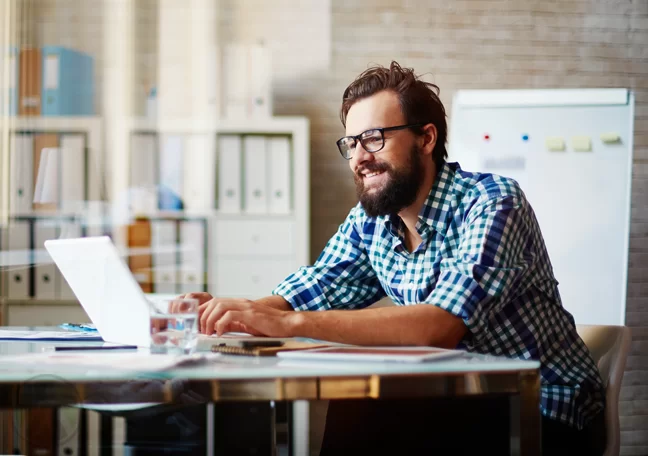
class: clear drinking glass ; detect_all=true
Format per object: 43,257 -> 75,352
149,297 -> 199,355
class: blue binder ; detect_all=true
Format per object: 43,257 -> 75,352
41,46 -> 95,116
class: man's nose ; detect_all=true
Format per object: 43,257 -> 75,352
350,141 -> 373,168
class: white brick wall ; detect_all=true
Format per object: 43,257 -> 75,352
15,0 -> 648,453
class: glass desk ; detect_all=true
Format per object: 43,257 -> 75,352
0,333 -> 541,455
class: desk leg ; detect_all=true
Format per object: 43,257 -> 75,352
513,371 -> 541,456
291,401 -> 309,456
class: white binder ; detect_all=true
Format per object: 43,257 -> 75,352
129,133 -> 158,213
57,220 -> 82,300
243,136 -> 268,214
217,135 -> 242,213
33,147 -> 61,207
178,219 -> 205,294
60,134 -> 86,212
57,407 -> 80,456
0,225 -> 5,298
248,44 -> 272,117
268,136 -> 292,214
151,219 -> 177,294
222,44 -> 248,118
159,134 -> 184,210
6,220 -> 30,299
9,133 -> 34,214
183,134 -> 215,211
34,220 -> 58,300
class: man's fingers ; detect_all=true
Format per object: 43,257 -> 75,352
200,300 -> 255,335
199,302 -> 214,334
183,292 -> 212,305
215,310 -> 246,336
205,302 -> 229,335
198,302 -> 211,314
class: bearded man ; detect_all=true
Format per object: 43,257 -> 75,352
189,61 -> 606,455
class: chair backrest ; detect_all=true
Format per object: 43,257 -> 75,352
576,325 -> 632,456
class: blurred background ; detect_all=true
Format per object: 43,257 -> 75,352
0,0 -> 646,454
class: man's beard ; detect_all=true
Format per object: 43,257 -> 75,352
354,144 -> 424,217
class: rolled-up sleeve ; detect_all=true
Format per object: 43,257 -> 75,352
424,195 -> 531,341
272,208 -> 385,312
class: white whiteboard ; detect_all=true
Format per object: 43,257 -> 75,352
448,89 -> 634,325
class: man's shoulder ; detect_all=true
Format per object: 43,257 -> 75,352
451,163 -> 526,206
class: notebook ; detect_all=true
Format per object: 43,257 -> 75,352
211,341 -> 330,357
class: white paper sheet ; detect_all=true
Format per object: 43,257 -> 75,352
0,351 -> 217,371
0,330 -> 102,341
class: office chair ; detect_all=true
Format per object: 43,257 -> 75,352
576,324 -> 632,456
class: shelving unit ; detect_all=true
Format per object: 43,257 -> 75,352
0,115 -> 311,325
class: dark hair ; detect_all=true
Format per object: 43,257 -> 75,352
340,61 -> 447,170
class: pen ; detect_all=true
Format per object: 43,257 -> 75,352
59,323 -> 98,333
52,345 -> 138,351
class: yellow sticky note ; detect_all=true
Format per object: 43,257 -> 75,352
545,137 -> 565,152
572,136 -> 592,152
600,132 -> 621,144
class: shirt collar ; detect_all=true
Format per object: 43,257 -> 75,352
383,161 -> 457,236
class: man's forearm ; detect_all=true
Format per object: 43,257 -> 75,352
289,304 -> 467,348
256,295 -> 293,311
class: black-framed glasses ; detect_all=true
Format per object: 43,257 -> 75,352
336,123 -> 425,160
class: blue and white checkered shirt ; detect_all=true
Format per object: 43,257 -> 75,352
274,162 -> 605,429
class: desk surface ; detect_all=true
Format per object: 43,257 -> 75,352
0,330 -> 540,408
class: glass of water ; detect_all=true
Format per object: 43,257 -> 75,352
149,297 -> 199,355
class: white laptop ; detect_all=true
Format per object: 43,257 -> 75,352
44,236 -> 155,347
44,236 -> 290,350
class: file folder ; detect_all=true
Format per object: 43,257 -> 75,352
42,46 -> 95,116
9,133 -> 34,214
34,220 -> 58,300
32,133 -> 60,211
217,135 -> 242,213
27,408 -> 55,456
248,44 -> 272,117
179,219 -> 205,294
33,147 -> 61,207
57,220 -> 82,300
127,219 -> 153,293
57,407 -> 80,456
243,136 -> 268,214
6,220 -> 31,299
19,48 -> 42,115
0,225 -> 5,298
60,134 -> 86,212
184,134 -> 215,211
158,135 -> 184,211
151,219 -> 177,294
1,47 -> 18,115
268,136 -> 292,214
130,133 -> 158,213
222,44 -> 248,118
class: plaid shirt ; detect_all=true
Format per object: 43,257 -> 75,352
274,162 -> 605,429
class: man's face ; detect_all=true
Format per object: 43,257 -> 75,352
345,91 -> 424,217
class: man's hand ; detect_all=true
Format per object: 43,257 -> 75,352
198,297 -> 298,337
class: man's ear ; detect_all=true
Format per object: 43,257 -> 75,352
420,123 -> 437,156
